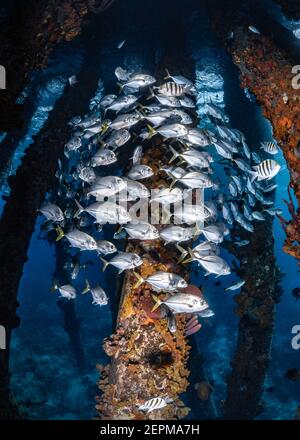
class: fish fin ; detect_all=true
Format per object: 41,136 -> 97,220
82,279 -> 91,294
55,226 -> 65,242
151,294 -> 162,312
132,271 -> 144,289
74,199 -> 84,218
168,145 -> 178,164
164,68 -> 171,80
146,124 -> 156,139
99,256 -> 109,272
49,279 -> 58,293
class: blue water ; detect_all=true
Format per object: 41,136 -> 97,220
2,0 -> 299,420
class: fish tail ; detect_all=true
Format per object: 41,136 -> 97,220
146,87 -> 155,101
99,256 -> 109,272
132,271 -> 144,289
164,68 -> 171,80
100,122 -> 109,135
182,247 -> 194,264
248,170 -> 258,183
168,145 -> 178,164
82,278 -> 91,294
151,294 -> 162,312
137,105 -> 146,116
116,82 -> 124,92
146,124 -> 156,139
74,199 -> 84,218
49,279 -> 58,293
192,222 -> 202,237
55,226 -> 65,242
176,244 -> 188,263
169,177 -> 178,189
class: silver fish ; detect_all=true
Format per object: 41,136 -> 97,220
121,73 -> 156,90
222,203 -> 234,225
104,94 -> 138,114
154,94 -> 181,107
160,225 -> 194,243
87,176 -> 126,199
134,271 -> 187,292
100,94 -> 117,109
184,128 -> 210,146
90,148 -> 117,167
114,67 -> 131,82
96,240 -> 117,255
86,201 -> 131,225
78,166 -> 97,184
179,96 -> 196,108
197,224 -> 225,244
101,251 -> 143,273
109,112 -> 142,130
131,145 -> 143,165
152,292 -> 209,314
169,146 -> 209,168
252,211 -> 265,221
119,179 -> 150,201
197,255 -> 231,277
128,164 -> 153,180
38,202 -> 64,223
51,281 -> 76,300
264,208 -> 282,216
150,123 -> 188,139
173,204 -> 212,224
124,221 -> 159,240
225,280 -> 245,291
242,139 -> 251,159
103,128 -> 131,149
248,25 -> 260,34
233,158 -> 252,173
150,187 -> 185,205
56,227 -> 98,251
82,279 -> 108,306
172,171 -> 214,189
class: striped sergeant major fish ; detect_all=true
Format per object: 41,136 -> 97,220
249,159 -> 280,182
154,81 -> 186,97
260,141 -> 279,155
138,397 -> 173,413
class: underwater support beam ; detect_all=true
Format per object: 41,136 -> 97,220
0,39 -> 104,420
206,0 -> 300,264
0,0 -> 107,132
204,0 -> 286,418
